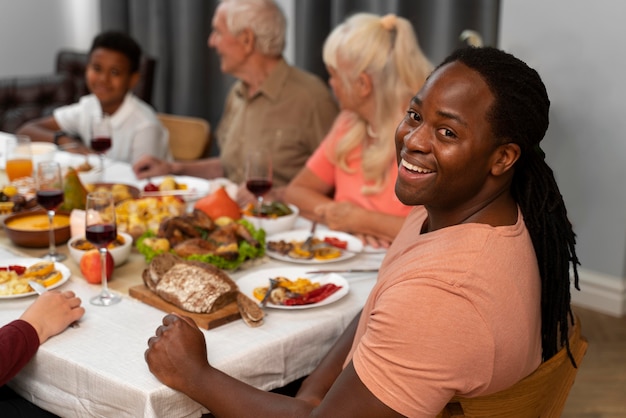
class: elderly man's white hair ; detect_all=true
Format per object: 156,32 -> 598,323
220,0 -> 286,56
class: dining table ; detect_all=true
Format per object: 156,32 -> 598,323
0,151 -> 383,417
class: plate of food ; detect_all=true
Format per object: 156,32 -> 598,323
265,229 -> 363,264
236,267 -> 349,309
137,175 -> 212,198
0,258 -> 71,299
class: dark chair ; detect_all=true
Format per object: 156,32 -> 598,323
0,74 -> 75,133
55,49 -> 157,105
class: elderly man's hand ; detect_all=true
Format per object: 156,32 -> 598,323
133,155 -> 172,179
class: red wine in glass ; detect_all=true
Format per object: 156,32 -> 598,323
36,189 -> 64,210
86,224 -> 117,248
246,179 -> 273,197
91,137 -> 112,153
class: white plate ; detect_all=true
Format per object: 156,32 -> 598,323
265,229 -> 363,264
0,258 -> 71,299
236,266 -> 349,310
137,175 -> 211,196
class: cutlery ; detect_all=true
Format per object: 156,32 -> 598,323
28,280 -> 47,295
301,221 -> 318,251
29,280 -> 80,328
305,268 -> 379,274
259,278 -> 279,308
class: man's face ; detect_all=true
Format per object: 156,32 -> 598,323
86,47 -> 138,114
208,5 -> 248,75
394,61 -> 499,212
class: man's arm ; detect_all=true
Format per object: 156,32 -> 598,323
145,312 -> 403,417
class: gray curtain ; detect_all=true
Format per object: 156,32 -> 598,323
100,0 -> 499,157
295,0 -> 500,81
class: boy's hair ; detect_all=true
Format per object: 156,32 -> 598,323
89,30 -> 142,73
439,46 -> 580,365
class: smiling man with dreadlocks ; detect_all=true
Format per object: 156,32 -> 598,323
144,46 -> 580,417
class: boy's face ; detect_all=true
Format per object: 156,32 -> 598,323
86,47 -> 139,114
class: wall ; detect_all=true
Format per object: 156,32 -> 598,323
500,0 -> 626,315
0,0 -> 100,78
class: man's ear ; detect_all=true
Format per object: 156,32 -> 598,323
239,28 -> 255,53
128,72 -> 140,90
491,142 -> 521,176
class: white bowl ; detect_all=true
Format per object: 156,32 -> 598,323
243,203 -> 299,236
31,142 -> 57,168
67,231 -> 133,267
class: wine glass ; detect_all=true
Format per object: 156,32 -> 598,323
91,115 -> 112,176
245,149 -> 273,218
5,135 -> 33,182
86,190 -> 121,306
35,161 -> 66,262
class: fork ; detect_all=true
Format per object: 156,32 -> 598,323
259,278 -> 279,308
301,221 -> 318,252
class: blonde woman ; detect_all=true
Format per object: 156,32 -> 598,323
285,13 -> 432,248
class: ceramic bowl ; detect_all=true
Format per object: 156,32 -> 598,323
67,231 -> 133,267
243,203 -> 299,236
3,210 -> 71,248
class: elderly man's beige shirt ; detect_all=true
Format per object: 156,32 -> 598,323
216,59 -> 338,186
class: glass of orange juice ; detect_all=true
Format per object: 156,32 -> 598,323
5,135 -> 33,181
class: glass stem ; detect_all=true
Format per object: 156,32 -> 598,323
47,210 -> 57,256
99,247 -> 110,296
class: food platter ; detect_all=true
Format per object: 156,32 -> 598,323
236,267 -> 349,310
0,257 -> 71,299
265,229 -> 363,264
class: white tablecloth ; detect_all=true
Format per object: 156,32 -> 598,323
0,151 -> 383,417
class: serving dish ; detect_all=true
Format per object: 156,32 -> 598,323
265,229 -> 363,264
3,210 -> 71,248
236,266 -> 349,309
67,232 -> 133,267
243,203 -> 299,235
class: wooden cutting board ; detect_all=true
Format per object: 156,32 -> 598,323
128,284 -> 241,329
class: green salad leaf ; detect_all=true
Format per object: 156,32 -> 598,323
136,219 -> 266,270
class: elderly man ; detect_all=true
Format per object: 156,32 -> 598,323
133,0 -> 338,202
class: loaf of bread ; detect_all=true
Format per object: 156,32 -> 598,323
142,253 -> 239,313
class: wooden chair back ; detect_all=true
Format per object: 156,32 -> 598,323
158,113 -> 211,161
438,314 -> 588,418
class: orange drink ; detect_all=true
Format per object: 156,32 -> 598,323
6,158 -> 33,181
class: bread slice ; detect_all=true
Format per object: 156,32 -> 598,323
237,292 -> 264,327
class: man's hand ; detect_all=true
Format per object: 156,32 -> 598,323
145,314 -> 211,391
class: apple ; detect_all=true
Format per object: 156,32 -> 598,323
80,249 -> 114,284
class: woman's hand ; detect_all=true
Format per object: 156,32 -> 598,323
19,290 -> 85,344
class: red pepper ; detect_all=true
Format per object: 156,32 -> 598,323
323,237 -> 348,249
143,183 -> 159,192
283,283 -> 342,306
11,265 -> 26,275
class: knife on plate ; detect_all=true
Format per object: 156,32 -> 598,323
28,280 -> 47,295
305,268 -> 379,274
